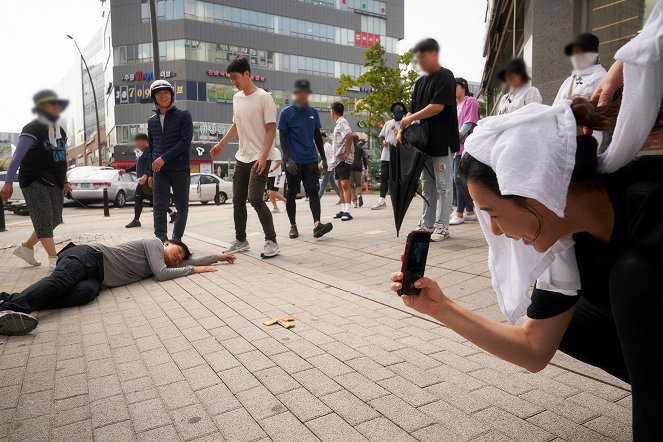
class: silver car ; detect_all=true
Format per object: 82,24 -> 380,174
68,166 -> 137,207
189,173 -> 233,204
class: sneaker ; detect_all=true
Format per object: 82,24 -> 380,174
289,226 -> 299,239
371,201 -> 387,210
48,257 -> 58,271
358,195 -> 364,207
261,240 -> 280,258
464,213 -> 478,221
431,225 -> 450,242
125,220 -> 141,228
0,310 -> 38,336
224,239 -> 250,253
333,211 -> 344,219
169,212 -> 178,224
271,207 -> 280,213
417,222 -> 434,233
313,222 -> 333,238
449,215 -> 464,225
341,212 -> 353,221
353,201 -> 358,208
13,244 -> 41,266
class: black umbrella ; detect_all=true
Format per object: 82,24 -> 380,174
389,143 -> 432,236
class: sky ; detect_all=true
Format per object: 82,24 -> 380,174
0,0 -> 487,133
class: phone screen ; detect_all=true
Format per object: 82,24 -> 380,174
401,231 -> 431,295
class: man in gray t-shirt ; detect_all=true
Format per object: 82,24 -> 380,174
0,238 -> 235,336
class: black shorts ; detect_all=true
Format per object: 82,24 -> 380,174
266,176 -> 279,191
335,162 -> 351,181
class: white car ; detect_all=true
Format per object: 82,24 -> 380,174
0,171 -> 24,202
68,166 -> 137,207
189,173 -> 232,204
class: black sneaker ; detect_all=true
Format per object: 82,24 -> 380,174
169,212 -> 178,224
341,212 -> 353,221
333,211 -> 344,219
313,222 -> 333,238
125,220 -> 141,228
289,225 -> 299,239
0,310 -> 38,336
358,195 -> 364,207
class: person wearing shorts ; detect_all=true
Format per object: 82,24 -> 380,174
330,102 -> 354,221
0,90 -> 70,271
266,151 -> 286,212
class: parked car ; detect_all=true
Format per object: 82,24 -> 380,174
0,171 -> 25,202
67,166 -> 137,207
189,173 -> 233,204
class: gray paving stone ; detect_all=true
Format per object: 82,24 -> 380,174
320,390 -> 379,426
196,383 -> 241,416
138,424 -> 179,442
253,366 -> 301,395
307,354 -> 353,378
88,374 -> 122,402
170,403 -> 218,441
411,424 -> 466,442
14,389 -> 52,419
520,389 -> 600,423
91,394 -> 130,429
277,387 -> 331,422
204,350 -> 241,373
378,375 -> 437,407
129,398 -> 173,433
583,415 -> 631,442
293,368 -> 343,397
236,385 -> 286,420
148,361 -> 186,387
270,350 -> 313,374
260,411 -> 319,441
52,419 -> 93,442
182,363 -> 221,391
368,394 -> 434,433
94,420 -> 137,442
306,413 -> 368,441
346,357 -> 395,382
158,380 -> 199,410
473,407 -> 553,442
54,373 -> 87,400
214,408 -> 267,442
334,371 -> 388,402
236,350 -> 276,372
8,414 -> 51,441
527,410 -> 605,442
567,392 -> 630,423
473,385 -> 543,419
218,365 -> 261,394
419,400 -> 491,440
355,417 -> 418,442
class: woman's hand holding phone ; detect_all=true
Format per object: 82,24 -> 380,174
390,253 -> 449,317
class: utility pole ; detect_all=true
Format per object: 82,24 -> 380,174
68,35 -> 102,166
80,57 -> 88,166
149,0 -> 160,76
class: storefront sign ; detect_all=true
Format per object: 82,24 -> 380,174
121,70 -> 177,82
115,81 -> 186,105
354,31 -> 380,48
206,69 -> 265,82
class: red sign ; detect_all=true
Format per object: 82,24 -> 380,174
354,30 -> 362,46
206,69 -> 265,82
354,32 -> 380,48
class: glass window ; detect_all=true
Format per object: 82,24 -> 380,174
204,3 -> 215,22
184,0 -> 195,17
174,0 -> 184,18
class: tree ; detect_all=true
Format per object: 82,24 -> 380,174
335,42 -> 418,128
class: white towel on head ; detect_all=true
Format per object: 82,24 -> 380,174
463,101 -> 581,323
598,0 -> 663,173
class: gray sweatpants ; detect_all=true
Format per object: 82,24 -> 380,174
22,181 -> 64,238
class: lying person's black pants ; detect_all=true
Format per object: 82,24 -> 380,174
0,245 -> 104,314
558,247 -> 662,440
285,162 -> 321,225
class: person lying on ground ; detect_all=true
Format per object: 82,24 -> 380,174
0,238 -> 236,336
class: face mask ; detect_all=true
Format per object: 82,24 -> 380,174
570,52 -> 598,71
392,108 -> 405,121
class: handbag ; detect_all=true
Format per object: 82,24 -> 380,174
402,121 -> 428,149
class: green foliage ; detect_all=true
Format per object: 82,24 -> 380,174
335,42 -> 418,128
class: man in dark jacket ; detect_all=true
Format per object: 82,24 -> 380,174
148,80 -> 193,242
350,135 -> 368,208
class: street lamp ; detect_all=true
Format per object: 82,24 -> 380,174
67,34 -> 103,166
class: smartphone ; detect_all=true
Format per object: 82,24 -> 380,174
399,230 -> 432,296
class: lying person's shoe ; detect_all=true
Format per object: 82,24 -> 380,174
0,310 -> 38,336
126,220 -> 141,228
13,244 -> 41,266
313,222 -> 333,238
333,211 -> 344,219
289,226 -> 299,239
341,212 -> 353,221
371,201 -> 387,210
261,240 -> 280,258
169,212 -> 178,224
464,213 -> 478,221
224,239 -> 250,253
449,215 -> 464,225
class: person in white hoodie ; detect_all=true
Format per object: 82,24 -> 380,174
554,34 -> 607,104
495,58 -> 542,115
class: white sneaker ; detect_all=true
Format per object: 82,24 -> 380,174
271,207 -> 280,213
261,240 -> 279,258
464,213 -> 478,221
48,257 -> 58,271
449,215 -> 465,225
13,244 -> 41,266
417,222 -> 434,233
0,310 -> 39,336
224,239 -> 250,253
431,226 -> 450,242
371,201 -> 387,210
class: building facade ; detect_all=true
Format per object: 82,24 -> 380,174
481,0 -> 658,114
62,0 -> 404,174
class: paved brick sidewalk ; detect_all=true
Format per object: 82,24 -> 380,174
0,196 -> 632,441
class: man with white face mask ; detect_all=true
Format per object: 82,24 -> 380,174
554,33 -> 607,103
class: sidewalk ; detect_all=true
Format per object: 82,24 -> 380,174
0,195 -> 631,441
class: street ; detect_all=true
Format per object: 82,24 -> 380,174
0,194 -> 631,441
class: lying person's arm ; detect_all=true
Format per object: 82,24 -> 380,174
390,274 -> 575,373
180,253 -> 236,267
145,241 -> 225,281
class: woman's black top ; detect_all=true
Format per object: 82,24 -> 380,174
527,156 -> 663,319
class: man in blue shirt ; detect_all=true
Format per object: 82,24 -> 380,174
278,79 -> 333,239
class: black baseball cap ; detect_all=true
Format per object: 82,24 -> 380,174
390,102 -> 406,112
497,58 -> 530,82
293,79 -> 312,93
564,33 -> 600,56
330,102 -> 344,115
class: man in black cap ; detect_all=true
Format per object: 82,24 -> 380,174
554,33 -> 607,103
373,101 -> 406,210
277,79 -> 333,239
1,90 -> 70,271
496,58 -> 542,115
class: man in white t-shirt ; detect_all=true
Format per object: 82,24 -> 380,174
329,102 -> 354,221
373,102 -> 404,210
211,57 -> 280,258
318,132 -> 341,200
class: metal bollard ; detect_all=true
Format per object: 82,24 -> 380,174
103,188 -> 110,217
0,203 -> 6,232
215,181 -> 221,205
